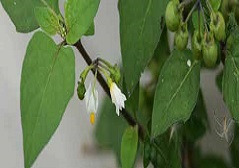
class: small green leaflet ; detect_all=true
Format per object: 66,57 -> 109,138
151,50 -> 200,138
223,55 -> 239,123
118,0 -> 169,94
0,0 -> 59,33
35,7 -> 60,35
121,126 -> 138,168
64,0 -> 100,44
21,31 -> 75,168
184,89 -> 209,142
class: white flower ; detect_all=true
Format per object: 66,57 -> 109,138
85,83 -> 98,124
109,82 -> 126,116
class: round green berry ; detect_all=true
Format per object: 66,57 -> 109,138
174,24 -> 188,50
165,1 -> 181,32
202,34 -> 218,67
192,30 -> 202,60
210,12 -> 226,41
77,81 -> 86,100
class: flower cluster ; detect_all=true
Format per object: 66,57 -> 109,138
77,58 -> 126,124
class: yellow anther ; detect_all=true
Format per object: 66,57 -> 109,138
90,112 -> 95,125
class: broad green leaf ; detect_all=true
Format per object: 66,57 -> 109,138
150,26 -> 170,79
151,129 -> 182,168
0,0 -> 59,33
226,13 -> 238,38
151,50 -> 201,138
21,31 -> 75,168
95,97 -> 128,164
125,82 -> 139,119
84,22 -> 95,36
118,0 -> 169,94
121,126 -> 138,168
227,20 -> 239,57
222,55 -> 239,122
65,0 -> 100,44
209,0 -> 221,11
34,7 -> 59,35
184,89 -> 209,142
143,138 -> 151,168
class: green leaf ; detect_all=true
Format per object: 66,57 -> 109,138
184,89 -> 209,142
150,26 -> 170,79
143,138 -> 151,168
125,82 -> 139,119
151,50 -> 201,138
151,130 -> 182,168
65,0 -> 100,44
21,31 -> 75,168
84,22 -> 95,36
119,0 -> 169,94
209,0 -> 221,11
222,55 -> 239,122
121,126 -> 138,168
0,0 -> 59,33
95,97 -> 128,164
34,7 -> 59,35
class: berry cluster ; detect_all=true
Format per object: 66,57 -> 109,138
165,0 -> 226,67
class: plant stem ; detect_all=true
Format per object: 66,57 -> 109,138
184,0 -> 199,23
179,0 -> 193,10
198,4 -> 201,40
74,40 -> 145,139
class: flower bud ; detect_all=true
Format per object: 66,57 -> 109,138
77,81 -> 86,100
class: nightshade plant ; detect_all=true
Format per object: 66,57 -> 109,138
1,0 -> 239,167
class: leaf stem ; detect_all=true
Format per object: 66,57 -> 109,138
74,40 -> 145,139
184,0 -> 199,24
178,0 -> 193,10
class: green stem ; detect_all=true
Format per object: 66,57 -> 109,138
80,64 -> 95,82
98,57 -> 114,69
184,1 -> 199,23
178,0 -> 193,10
198,5 -> 201,40
206,0 -> 216,19
98,62 -> 114,74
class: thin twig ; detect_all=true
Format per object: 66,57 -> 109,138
74,40 -> 145,139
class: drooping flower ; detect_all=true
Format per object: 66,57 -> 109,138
85,83 -> 98,124
109,82 -> 126,116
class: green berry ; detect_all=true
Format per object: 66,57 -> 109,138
174,24 -> 188,50
202,34 -> 218,67
165,1 -> 181,32
210,12 -> 226,41
192,30 -> 202,60
77,81 -> 86,100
